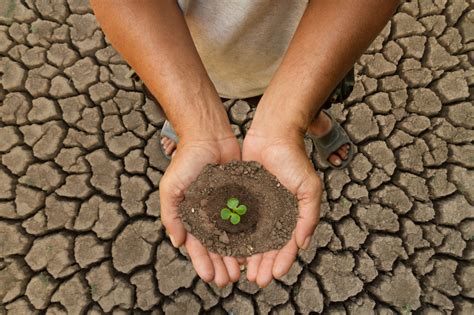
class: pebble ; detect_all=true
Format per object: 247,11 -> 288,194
219,232 -> 230,244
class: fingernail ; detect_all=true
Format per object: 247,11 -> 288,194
170,235 -> 177,247
273,266 -> 284,279
301,236 -> 311,250
334,158 -> 341,166
160,139 -> 165,144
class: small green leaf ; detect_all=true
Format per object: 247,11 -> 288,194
234,204 -> 247,215
220,208 -> 232,220
230,213 -> 241,225
227,197 -> 239,210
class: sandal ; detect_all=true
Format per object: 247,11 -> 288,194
135,77 -> 178,162
307,110 -> 355,170
160,120 -> 179,160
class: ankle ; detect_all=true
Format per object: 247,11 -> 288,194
308,112 -> 332,137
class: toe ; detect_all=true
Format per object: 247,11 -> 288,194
165,146 -> 175,156
337,147 -> 348,160
162,140 -> 169,151
162,137 -> 170,147
343,144 -> 350,154
328,154 -> 342,167
161,136 -> 177,156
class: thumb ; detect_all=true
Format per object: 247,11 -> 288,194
294,177 -> 321,250
164,216 -> 186,248
159,178 -> 187,248
295,203 -> 319,250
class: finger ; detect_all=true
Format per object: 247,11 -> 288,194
295,207 -> 319,250
256,250 -> 278,288
210,252 -> 231,288
295,177 -> 321,250
272,237 -> 298,279
185,235 -> 214,282
161,209 -> 186,247
223,256 -> 241,282
246,254 -> 262,282
237,257 -> 246,265
160,180 -> 186,247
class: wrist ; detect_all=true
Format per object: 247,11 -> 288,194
162,92 -> 234,142
178,110 -> 235,143
250,104 -> 308,142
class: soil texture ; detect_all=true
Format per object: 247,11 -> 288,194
1,1 -> 472,312
178,161 -> 298,257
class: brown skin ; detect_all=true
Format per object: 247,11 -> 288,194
91,0 -> 399,287
90,0 -> 241,287
244,0 -> 399,287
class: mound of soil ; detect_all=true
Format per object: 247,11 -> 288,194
178,161 -> 298,257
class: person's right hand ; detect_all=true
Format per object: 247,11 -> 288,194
159,133 -> 242,287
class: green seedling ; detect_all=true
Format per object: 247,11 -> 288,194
220,197 -> 247,225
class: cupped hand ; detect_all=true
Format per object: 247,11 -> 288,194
242,129 -> 322,287
159,133 -> 242,287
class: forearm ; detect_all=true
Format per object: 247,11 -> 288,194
91,0 -> 232,140
252,0 -> 399,138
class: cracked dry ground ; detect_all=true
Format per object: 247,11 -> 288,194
0,0 -> 473,314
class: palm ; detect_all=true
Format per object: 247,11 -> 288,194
242,133 -> 322,287
159,137 -> 242,286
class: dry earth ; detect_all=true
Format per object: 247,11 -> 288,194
0,0 -> 473,314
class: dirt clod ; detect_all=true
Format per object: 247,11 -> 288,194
178,161 -> 298,257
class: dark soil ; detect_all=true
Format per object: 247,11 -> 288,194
178,161 -> 298,257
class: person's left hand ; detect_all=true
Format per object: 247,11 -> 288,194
241,129 -> 322,287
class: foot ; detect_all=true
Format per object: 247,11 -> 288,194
308,111 -> 350,167
161,136 -> 177,158
162,112 -> 350,166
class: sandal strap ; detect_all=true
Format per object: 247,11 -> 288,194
309,110 -> 355,169
160,120 -> 179,144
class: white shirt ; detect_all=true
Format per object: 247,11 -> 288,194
178,0 -> 308,98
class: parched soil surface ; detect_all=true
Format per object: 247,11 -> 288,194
0,1 -> 473,314
178,161 -> 298,257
